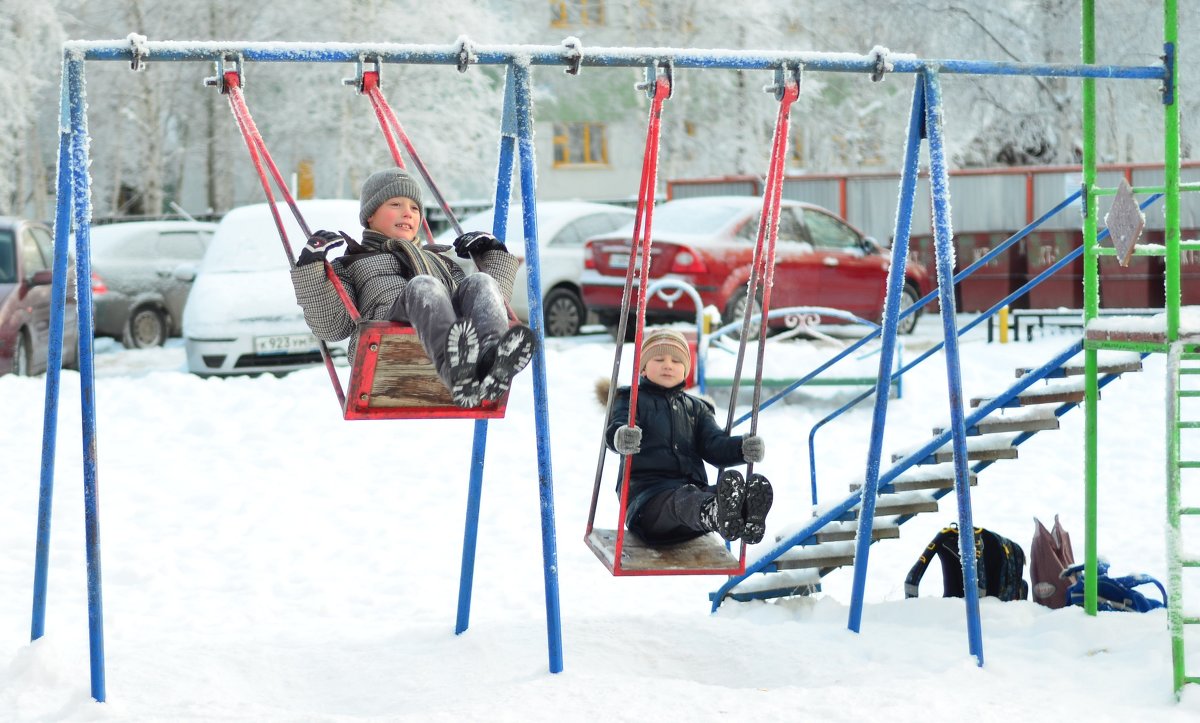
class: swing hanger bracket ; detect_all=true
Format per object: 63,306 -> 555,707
635,60 -> 674,100
561,37 -> 583,76
344,55 -> 383,94
870,47 -> 889,83
127,33 -> 149,72
764,62 -> 802,101
203,54 -> 244,94
454,36 -> 476,73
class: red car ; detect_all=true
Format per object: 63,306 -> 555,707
0,216 -> 79,376
581,196 -> 931,335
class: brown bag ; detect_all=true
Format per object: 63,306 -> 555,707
1030,515 -> 1076,608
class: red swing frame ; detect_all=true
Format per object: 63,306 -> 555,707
583,66 -> 801,576
217,57 -> 506,421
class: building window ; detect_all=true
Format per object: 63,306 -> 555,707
553,122 -> 609,167
551,0 -> 605,28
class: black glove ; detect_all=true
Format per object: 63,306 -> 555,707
453,230 -> 506,259
741,435 -> 765,463
614,425 -> 642,455
297,230 -> 346,266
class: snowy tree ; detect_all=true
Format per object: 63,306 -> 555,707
0,1 -> 64,219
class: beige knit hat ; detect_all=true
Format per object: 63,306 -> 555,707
640,328 -> 691,377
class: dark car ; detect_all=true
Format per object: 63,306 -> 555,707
0,216 -> 79,376
88,220 -> 216,347
580,196 -> 932,335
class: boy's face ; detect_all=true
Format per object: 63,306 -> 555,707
643,353 -> 686,388
367,196 -> 421,241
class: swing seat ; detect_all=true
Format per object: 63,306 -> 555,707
342,320 -> 507,421
585,528 -> 745,576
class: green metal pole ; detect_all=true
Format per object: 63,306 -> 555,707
1081,0 -> 1099,617
1165,0 -> 1183,697
1165,0 -> 1180,342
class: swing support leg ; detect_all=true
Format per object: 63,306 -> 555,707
455,420 -> 490,635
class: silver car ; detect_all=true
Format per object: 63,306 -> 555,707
88,221 -> 216,347
438,201 -> 635,336
183,200 -> 354,377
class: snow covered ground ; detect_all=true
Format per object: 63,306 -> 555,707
2,316 -> 1199,721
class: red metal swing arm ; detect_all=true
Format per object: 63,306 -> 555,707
219,69 -> 357,407
354,68 -> 519,321
722,73 -> 802,475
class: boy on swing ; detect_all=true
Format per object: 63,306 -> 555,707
290,168 -> 534,408
602,328 -> 774,546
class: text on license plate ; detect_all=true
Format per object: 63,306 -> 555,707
254,333 -> 319,355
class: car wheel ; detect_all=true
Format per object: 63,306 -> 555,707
722,288 -> 763,340
13,330 -> 31,376
896,284 -> 921,335
543,288 -> 585,337
124,306 -> 168,348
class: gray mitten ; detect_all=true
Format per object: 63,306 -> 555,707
614,424 -> 642,455
741,434 -> 765,463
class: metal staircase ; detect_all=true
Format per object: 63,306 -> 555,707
710,343 -> 1147,604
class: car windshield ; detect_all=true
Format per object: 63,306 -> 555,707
204,201 -> 359,273
635,200 -> 747,235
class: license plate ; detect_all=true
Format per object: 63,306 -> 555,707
610,253 -> 630,268
254,333 -> 319,355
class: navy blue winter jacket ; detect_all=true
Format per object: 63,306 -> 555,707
606,377 -> 747,524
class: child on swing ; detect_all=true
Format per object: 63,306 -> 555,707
601,328 -> 774,546
290,168 -> 534,408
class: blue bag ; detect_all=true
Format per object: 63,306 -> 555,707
1064,560 -> 1167,612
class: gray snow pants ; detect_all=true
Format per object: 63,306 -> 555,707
389,274 -> 509,387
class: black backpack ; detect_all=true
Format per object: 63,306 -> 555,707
905,524 -> 1029,602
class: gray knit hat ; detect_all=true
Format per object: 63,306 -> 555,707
359,168 -> 423,228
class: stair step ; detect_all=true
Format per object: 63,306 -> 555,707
934,416 -> 1059,436
853,462 -> 978,492
893,433 -> 1019,465
855,496 -> 940,518
774,540 -> 857,571
971,379 -> 1088,408
814,526 -> 900,544
1016,352 -> 1143,378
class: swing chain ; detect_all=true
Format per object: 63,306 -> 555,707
203,54 -> 243,94
561,37 -> 584,76
764,62 -> 802,101
635,59 -> 673,99
454,36 -> 476,73
343,55 -> 383,93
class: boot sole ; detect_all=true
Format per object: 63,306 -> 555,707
715,470 -> 746,542
480,325 -> 535,402
742,473 -> 774,545
447,320 -> 482,408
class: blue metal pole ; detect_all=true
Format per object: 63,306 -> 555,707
923,67 -> 984,666
511,63 -> 563,674
847,76 -> 926,634
67,41 -> 1166,83
64,55 -> 107,702
31,57 -> 76,643
455,424 -> 488,635
455,73 -> 522,637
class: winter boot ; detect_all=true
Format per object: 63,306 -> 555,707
478,324 -> 535,402
741,473 -> 774,545
446,319 -> 481,408
700,470 -> 746,542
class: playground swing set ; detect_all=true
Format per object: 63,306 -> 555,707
28,0 -> 1200,703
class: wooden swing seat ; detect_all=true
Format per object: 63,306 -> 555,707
585,528 -> 744,575
342,320 -> 507,421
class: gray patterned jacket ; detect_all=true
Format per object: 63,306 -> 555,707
290,231 -> 519,365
